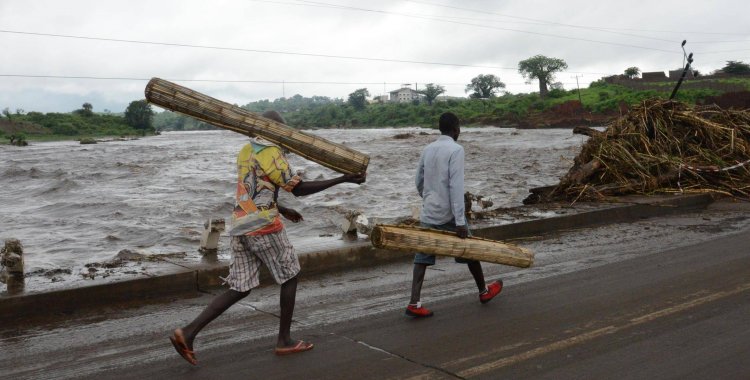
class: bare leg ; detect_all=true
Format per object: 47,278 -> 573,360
181,289 -> 250,349
467,261 -> 486,293
410,264 -> 428,304
277,275 -> 298,348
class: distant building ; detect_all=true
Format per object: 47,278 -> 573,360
389,86 -> 421,103
641,71 -> 667,81
669,68 -> 690,79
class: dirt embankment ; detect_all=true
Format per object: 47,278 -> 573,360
519,100 -> 620,128
699,91 -> 750,109
475,100 -> 620,129
479,92 -> 750,129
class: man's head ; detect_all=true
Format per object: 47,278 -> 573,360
259,110 -> 291,154
438,112 -> 460,141
262,110 -> 286,124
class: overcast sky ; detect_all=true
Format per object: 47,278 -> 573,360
1,0 -> 748,113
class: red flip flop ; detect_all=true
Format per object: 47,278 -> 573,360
274,340 -> 314,356
170,328 -> 197,365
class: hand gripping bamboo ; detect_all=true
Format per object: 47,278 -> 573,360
371,224 -> 534,268
145,78 -> 369,175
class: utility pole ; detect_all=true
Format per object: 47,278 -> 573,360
571,74 -> 583,104
282,80 -> 285,98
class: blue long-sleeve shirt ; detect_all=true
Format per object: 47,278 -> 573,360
416,135 -> 466,226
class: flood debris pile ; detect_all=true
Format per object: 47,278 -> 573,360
526,99 -> 750,204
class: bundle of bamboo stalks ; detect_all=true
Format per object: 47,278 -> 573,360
528,99 -> 750,203
371,224 -> 534,268
145,78 -> 369,175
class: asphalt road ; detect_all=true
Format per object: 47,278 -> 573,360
2,207 -> 750,379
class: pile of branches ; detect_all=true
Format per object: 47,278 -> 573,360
528,99 -> 750,203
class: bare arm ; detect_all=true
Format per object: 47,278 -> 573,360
291,172 -> 366,197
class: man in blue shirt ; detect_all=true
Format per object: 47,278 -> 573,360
406,112 -> 503,318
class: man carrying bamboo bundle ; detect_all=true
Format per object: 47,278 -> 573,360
170,111 -> 366,364
406,112 -> 503,318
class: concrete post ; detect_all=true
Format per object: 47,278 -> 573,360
340,211 -> 370,239
199,218 -> 225,256
1,239 -> 25,294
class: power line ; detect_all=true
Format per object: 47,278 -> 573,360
0,29 -> 516,70
253,0 -> 680,53
256,0 -> 549,26
266,0 -> 750,50
696,47 -> 750,54
0,29 -> 612,75
301,0 -> 747,45
406,0 -> 750,37
689,39 -> 750,44
0,74 -> 549,86
0,74 -> 419,85
400,0 -> 679,43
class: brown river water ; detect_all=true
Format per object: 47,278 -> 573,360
0,128 -> 588,276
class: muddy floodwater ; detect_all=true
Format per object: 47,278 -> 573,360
0,128 -> 587,274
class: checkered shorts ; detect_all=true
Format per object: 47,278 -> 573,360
224,229 -> 300,292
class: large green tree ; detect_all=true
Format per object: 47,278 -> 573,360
348,88 -> 370,110
722,60 -> 750,75
518,55 -> 568,98
124,100 -> 155,131
465,74 -> 505,99
624,66 -> 640,79
418,83 -> 446,105
77,102 -> 94,117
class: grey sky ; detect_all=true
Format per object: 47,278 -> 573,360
1,0 -> 748,113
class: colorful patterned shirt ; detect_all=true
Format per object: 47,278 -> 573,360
229,139 -> 301,236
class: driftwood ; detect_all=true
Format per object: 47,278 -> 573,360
526,100 -> 750,203
145,78 -> 369,175
565,159 -> 602,185
573,126 -> 605,138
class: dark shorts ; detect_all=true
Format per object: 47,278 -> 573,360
413,220 -> 477,266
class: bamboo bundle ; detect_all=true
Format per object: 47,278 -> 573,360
370,224 -> 534,268
145,78 -> 369,175
527,99 -> 750,203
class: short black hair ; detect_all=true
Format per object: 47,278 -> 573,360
262,110 -> 286,124
438,112 -> 460,134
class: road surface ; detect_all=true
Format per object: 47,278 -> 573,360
2,204 -> 750,379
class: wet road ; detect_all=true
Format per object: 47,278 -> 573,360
2,205 -> 750,379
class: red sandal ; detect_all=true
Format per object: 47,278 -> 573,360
170,329 -> 197,365
274,340 -> 314,356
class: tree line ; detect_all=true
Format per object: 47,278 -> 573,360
1,100 -> 157,143
10,56 -> 745,138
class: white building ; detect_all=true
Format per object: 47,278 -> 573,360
389,86 -> 422,103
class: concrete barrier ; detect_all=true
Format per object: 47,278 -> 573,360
474,194 -> 713,240
0,270 -> 197,321
0,194 -> 714,322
